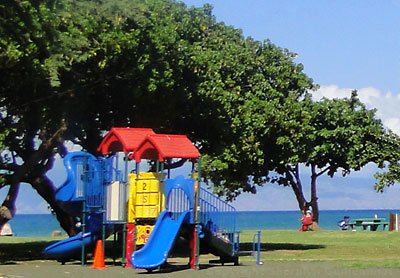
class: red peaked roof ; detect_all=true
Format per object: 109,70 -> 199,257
97,127 -> 155,155
132,134 -> 200,162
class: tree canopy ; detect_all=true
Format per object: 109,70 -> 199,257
266,91 -> 400,221
1,0 -> 400,232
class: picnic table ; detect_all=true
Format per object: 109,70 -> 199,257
349,218 -> 389,231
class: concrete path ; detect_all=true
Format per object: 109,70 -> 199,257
1,260 -> 400,278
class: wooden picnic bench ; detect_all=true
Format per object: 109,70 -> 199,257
349,218 -> 389,231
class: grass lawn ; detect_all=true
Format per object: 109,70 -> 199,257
239,230 -> 400,268
1,230 -> 400,269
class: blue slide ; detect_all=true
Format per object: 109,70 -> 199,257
44,232 -> 99,261
44,212 -> 105,261
131,210 -> 191,269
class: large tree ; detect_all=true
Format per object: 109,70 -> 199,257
0,0 -> 315,233
268,92 -> 400,222
2,0 -> 400,234
0,0 -> 80,234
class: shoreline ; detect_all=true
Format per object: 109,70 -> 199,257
6,210 -> 398,236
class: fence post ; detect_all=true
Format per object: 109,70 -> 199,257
252,230 -> 262,265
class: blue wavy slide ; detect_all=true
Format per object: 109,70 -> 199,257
131,210 -> 191,269
44,232 -> 99,261
44,212 -> 105,261
44,151 -> 106,261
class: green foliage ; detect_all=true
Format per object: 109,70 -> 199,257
261,90 -> 400,217
289,92 -> 400,176
1,0 -> 400,224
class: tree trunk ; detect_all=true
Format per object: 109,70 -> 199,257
287,164 -> 321,223
0,168 -> 78,236
0,183 -> 20,227
29,175 -> 78,236
0,164 -> 24,227
310,165 -> 320,223
0,123 -> 78,235
287,166 -> 308,214
291,183 -> 307,214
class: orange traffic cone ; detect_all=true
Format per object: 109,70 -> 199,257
90,240 -> 107,269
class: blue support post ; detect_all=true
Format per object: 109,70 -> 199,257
81,157 -> 88,266
252,231 -> 262,265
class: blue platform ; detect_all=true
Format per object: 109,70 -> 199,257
44,152 -> 108,260
55,151 -> 105,218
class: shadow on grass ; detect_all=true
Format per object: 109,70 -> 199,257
0,240 -> 60,264
0,239 -> 123,265
238,242 -> 325,256
1,239 -> 326,265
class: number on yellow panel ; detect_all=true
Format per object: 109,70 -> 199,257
142,195 -> 148,203
142,182 -> 147,191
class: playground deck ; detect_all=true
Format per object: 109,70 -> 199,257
44,127 -> 239,271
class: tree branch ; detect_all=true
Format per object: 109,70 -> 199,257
289,164 -> 303,192
165,159 -> 187,170
0,161 -> 19,172
285,165 -> 307,212
315,165 -> 331,177
1,121 -> 68,226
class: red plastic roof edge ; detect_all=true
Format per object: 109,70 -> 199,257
97,127 -> 155,155
133,134 -> 200,162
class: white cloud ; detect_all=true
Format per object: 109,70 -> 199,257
64,140 -> 83,152
384,118 -> 400,135
318,180 -> 400,210
357,87 -> 382,105
231,185 -> 299,211
313,85 -> 400,136
312,85 -> 351,100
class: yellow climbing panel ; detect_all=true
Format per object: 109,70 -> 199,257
127,172 -> 165,222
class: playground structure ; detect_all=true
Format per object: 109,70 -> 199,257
44,128 -> 239,270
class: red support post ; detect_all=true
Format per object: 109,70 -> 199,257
189,225 -> 197,269
125,223 -> 135,268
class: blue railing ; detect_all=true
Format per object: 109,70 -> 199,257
165,176 -> 195,221
102,156 -> 124,184
199,187 -> 236,246
166,187 -> 192,220
164,176 -> 238,254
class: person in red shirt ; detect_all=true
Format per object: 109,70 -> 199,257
298,210 -> 313,231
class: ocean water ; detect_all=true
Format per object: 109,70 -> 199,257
235,209 -> 400,231
7,214 -> 64,237
4,209 -> 400,237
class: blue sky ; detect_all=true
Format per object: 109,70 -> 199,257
185,0 -> 400,93
182,0 -> 400,211
2,0 -> 400,213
